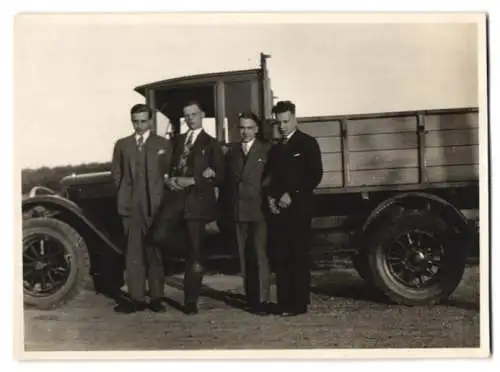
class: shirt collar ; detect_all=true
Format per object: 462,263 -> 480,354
186,127 -> 203,143
135,130 -> 151,142
242,137 -> 256,150
286,129 -> 297,141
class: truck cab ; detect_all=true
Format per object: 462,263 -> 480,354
135,52 -> 276,143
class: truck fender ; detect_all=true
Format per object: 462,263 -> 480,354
359,191 -> 473,244
22,195 -> 122,255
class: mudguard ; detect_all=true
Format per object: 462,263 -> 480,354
22,194 -> 122,255
360,191 -> 473,239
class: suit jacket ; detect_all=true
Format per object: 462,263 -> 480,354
266,129 -> 323,216
162,130 -> 225,221
225,139 -> 271,222
111,133 -> 172,218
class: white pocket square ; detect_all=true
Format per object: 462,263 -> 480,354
257,158 -> 264,162
157,149 -> 166,155
293,152 -> 301,157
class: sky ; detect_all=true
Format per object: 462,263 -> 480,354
14,14 -> 481,169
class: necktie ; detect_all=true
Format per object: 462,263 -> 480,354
178,131 -> 194,175
137,135 -> 144,151
185,130 -> 194,149
242,142 -> 248,155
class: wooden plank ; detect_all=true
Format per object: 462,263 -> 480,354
340,119 -> 350,186
347,116 -> 417,135
349,149 -> 418,171
426,164 -> 479,183
298,120 -> 341,137
314,180 -> 477,195
316,137 -> 342,153
426,145 -> 479,167
425,128 -> 479,147
317,171 -> 344,188
350,168 -> 419,187
417,113 -> 428,183
297,107 -> 478,124
321,153 -> 343,172
425,112 -> 478,131
349,132 -> 418,151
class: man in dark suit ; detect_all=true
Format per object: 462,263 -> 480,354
157,100 -> 225,315
111,103 -> 173,313
224,112 -> 272,314
266,100 -> 323,316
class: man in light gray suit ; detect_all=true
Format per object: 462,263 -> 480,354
111,104 -> 172,314
225,112 -> 272,314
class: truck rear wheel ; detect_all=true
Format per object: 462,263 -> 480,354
23,217 -> 90,309
366,210 -> 467,305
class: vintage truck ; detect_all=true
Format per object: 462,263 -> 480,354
22,53 -> 479,310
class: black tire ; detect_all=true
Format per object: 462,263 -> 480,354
352,251 -> 375,285
23,217 -> 90,310
366,210 -> 467,305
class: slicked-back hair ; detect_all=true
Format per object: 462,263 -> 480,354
238,111 -> 261,127
272,100 -> 296,116
130,103 -> 153,118
183,100 -> 204,112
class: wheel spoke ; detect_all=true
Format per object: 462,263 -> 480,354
395,240 -> 412,253
23,249 -> 37,260
416,274 -> 425,287
387,255 -> 404,262
46,271 -> 60,286
401,269 -> 413,285
28,244 -> 40,258
39,270 -> 47,291
405,232 -> 413,246
424,267 -> 436,277
23,268 -> 37,278
50,266 -> 68,274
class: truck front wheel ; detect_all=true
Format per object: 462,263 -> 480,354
366,210 -> 467,305
23,217 -> 90,309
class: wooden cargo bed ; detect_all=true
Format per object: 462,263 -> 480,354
297,107 -> 479,194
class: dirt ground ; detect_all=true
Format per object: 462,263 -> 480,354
22,265 -> 480,351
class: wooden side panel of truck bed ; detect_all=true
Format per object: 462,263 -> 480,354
297,108 -> 479,193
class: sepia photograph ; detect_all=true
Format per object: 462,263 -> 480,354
13,11 -> 490,359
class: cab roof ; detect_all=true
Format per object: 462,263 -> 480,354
134,68 -> 261,95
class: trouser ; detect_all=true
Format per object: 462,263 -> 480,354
269,207 -> 312,309
183,220 -> 206,306
122,214 -> 165,302
236,220 -> 271,304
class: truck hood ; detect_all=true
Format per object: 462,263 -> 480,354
60,171 -> 113,187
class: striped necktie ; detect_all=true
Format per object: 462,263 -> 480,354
137,135 -> 144,151
178,131 -> 194,175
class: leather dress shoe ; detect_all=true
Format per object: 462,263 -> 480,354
280,305 -> 308,317
114,300 -> 148,314
249,302 -> 273,315
149,299 -> 167,313
184,303 -> 198,315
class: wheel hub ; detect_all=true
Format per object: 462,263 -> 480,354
34,261 -> 48,270
23,233 -> 71,296
385,230 -> 444,289
407,250 -> 428,270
